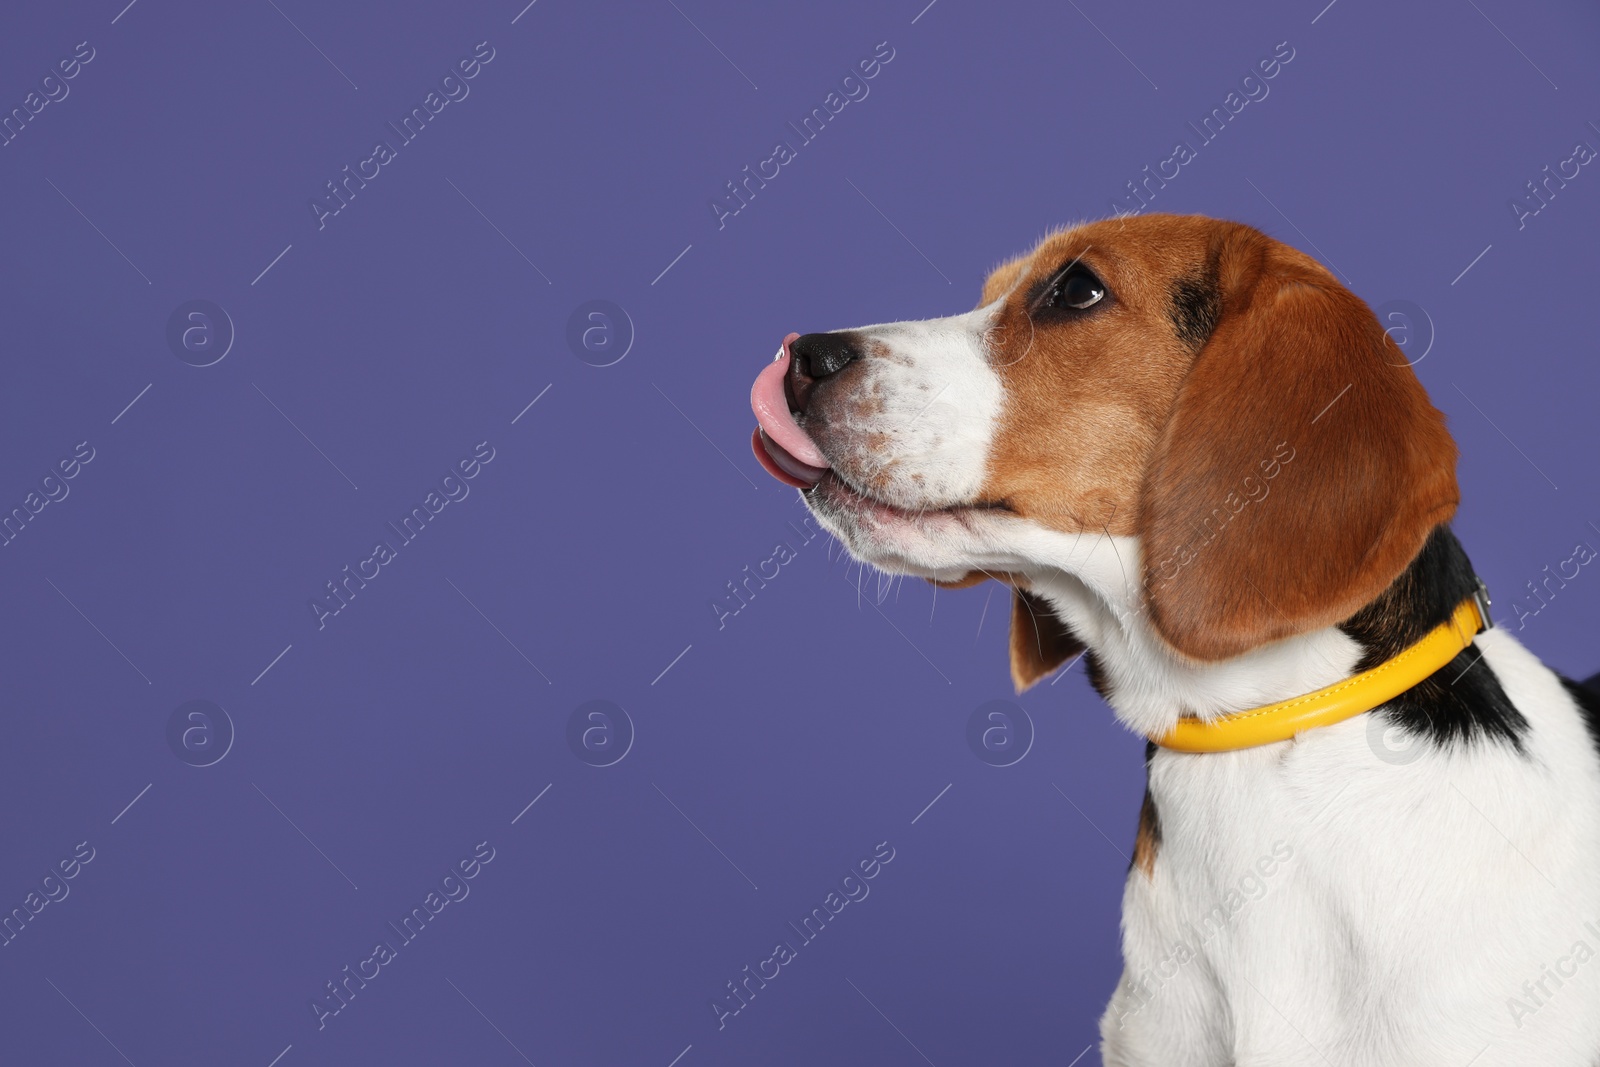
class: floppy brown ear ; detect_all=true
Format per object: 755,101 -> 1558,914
1140,226 -> 1459,661
1010,586 -> 1085,692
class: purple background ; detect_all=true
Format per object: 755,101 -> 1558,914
2,0 -> 1597,1064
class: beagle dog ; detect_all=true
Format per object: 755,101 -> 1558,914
750,214 -> 1600,1065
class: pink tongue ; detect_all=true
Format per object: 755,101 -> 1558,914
750,337 -> 829,476
752,428 -> 826,488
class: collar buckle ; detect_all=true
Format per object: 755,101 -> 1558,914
1472,577 -> 1494,632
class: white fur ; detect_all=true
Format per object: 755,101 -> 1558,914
1051,543 -> 1600,1066
798,309 -> 1600,1065
809,301 -> 1005,510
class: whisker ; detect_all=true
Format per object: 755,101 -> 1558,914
1099,507 -> 1131,599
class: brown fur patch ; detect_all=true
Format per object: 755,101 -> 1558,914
975,217 -> 1231,536
1009,585 -> 1085,691
1132,788 -> 1160,879
972,215 -> 1458,660
1138,226 -> 1458,659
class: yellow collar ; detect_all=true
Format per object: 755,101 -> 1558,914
1151,584 -> 1493,754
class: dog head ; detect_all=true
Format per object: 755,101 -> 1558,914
751,214 -> 1458,689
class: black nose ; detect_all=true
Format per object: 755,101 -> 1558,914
787,332 -> 862,414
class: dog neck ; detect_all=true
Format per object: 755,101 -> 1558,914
1021,534 -> 1360,739
1018,524 -> 1524,748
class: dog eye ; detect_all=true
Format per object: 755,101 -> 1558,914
1049,268 -> 1106,310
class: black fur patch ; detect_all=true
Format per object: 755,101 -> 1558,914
1558,674 -> 1600,751
1339,526 -> 1528,752
1083,649 -> 1113,700
1169,272 -> 1221,350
